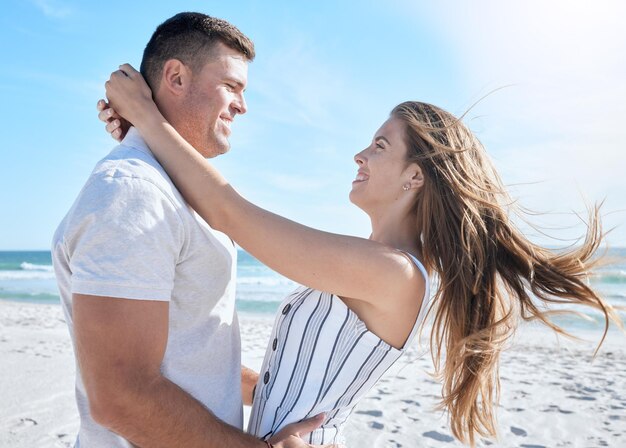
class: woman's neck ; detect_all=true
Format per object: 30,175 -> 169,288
368,209 -> 419,255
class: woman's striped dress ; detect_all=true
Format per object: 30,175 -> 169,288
247,255 -> 430,445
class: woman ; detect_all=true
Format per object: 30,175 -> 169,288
100,64 -> 622,447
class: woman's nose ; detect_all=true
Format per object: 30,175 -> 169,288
354,150 -> 366,165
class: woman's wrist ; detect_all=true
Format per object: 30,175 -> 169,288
133,101 -> 166,132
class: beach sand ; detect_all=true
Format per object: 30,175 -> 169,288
1,301 -> 624,447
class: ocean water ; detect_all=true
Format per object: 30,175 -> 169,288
0,249 -> 296,315
1,249 -> 625,329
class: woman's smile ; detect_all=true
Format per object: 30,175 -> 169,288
352,170 -> 369,184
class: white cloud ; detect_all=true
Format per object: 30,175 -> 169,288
11,68 -> 102,99
421,1 -> 626,136
262,172 -> 332,192
249,37 -> 346,130
399,0 -> 626,245
32,0 -> 73,19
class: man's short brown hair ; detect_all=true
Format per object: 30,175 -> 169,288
140,12 -> 255,90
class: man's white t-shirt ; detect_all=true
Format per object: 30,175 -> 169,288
52,128 -> 243,447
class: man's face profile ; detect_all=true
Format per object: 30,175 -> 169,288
176,42 -> 249,158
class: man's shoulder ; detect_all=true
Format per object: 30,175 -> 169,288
52,144 -> 189,251
94,144 -> 167,184
88,144 -> 182,205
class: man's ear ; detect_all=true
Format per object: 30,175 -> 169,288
160,59 -> 192,96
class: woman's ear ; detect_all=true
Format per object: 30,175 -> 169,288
160,59 -> 191,96
408,164 -> 425,190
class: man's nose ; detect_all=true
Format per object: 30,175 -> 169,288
234,93 -> 247,115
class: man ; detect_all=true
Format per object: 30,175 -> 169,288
53,12 -> 332,448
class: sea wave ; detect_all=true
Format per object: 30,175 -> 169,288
0,270 -> 56,280
236,298 -> 283,315
0,268 -> 291,285
237,276 -> 295,287
591,270 -> 626,284
20,262 -> 54,272
0,291 -> 60,303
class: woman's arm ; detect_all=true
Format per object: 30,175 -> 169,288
105,65 -> 423,305
241,366 -> 259,406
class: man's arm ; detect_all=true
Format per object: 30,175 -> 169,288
74,294 -> 336,448
74,293 -> 267,448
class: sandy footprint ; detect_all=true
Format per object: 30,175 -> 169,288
567,395 -> 596,401
54,432 -> 74,448
510,426 -> 528,437
422,430 -> 454,442
400,399 -> 420,406
541,404 -> 574,414
355,410 -> 383,417
8,417 -> 38,434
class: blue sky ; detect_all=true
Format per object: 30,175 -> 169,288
1,0 -> 625,250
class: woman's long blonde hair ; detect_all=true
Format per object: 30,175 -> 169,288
391,101 -> 623,446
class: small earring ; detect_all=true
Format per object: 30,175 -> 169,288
403,184 -> 410,191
